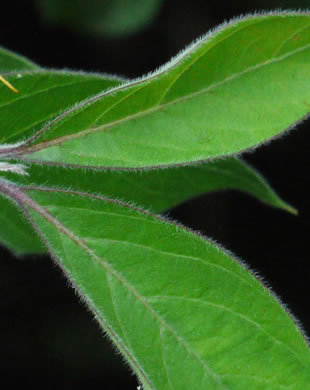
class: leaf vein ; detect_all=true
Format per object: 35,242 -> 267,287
21,39 -> 310,155
147,295 -> 303,365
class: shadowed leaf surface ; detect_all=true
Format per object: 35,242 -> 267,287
0,157 -> 295,254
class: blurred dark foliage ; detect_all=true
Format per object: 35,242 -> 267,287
0,0 -> 310,388
33,0 -> 164,39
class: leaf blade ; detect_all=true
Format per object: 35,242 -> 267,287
3,157 -> 296,213
7,12 -> 310,169
0,156 -> 295,254
3,181 -> 308,389
0,70 -> 124,144
0,195 -> 44,254
0,46 -> 39,72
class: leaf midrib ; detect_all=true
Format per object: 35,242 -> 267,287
84,236 -> 263,294
22,188 -> 232,389
19,40 -> 310,155
21,187 -> 308,380
43,202 -> 268,295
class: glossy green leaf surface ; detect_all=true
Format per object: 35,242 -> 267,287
0,156 -> 294,254
2,181 -> 308,389
6,12 -> 310,169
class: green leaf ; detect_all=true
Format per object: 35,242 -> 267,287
0,46 -> 39,72
0,156 -> 295,254
35,0 -> 163,38
0,70 -> 124,144
1,180 -> 309,389
3,157 -> 296,214
0,49 -> 120,254
5,12 -> 310,168
0,195 -> 44,255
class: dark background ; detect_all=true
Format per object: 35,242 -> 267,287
0,1 -> 309,388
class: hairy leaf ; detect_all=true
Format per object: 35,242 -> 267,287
3,157 -> 296,213
3,12 -> 310,169
0,156 -> 295,254
0,46 -> 39,72
0,195 -> 44,254
0,180 -> 308,389
0,70 -> 124,144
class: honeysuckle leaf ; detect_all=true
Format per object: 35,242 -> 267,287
0,156 -> 295,254
3,12 -> 310,169
0,179 -> 308,389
